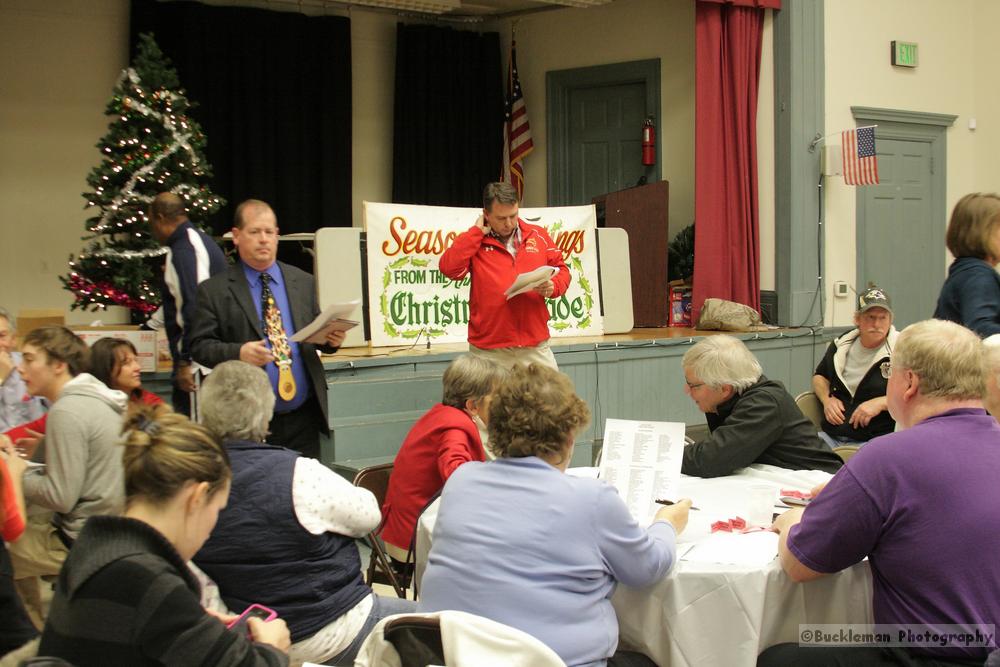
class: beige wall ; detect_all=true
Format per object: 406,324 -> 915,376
823,0 -> 998,325
0,0 -> 130,324
972,0 -> 1000,193
351,9 -> 397,228
496,0 -> 696,243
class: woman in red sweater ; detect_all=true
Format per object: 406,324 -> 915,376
380,355 -> 504,566
89,337 -> 165,407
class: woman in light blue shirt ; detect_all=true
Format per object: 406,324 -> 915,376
419,363 -> 690,667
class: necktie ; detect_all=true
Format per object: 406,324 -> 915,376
260,272 -> 296,401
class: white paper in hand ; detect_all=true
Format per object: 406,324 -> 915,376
599,418 -> 686,524
290,300 -> 361,344
505,266 -> 560,300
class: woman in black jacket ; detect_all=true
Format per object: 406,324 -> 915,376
934,192 -> 1000,338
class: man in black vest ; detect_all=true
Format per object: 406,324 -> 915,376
812,286 -> 897,445
190,199 -> 343,459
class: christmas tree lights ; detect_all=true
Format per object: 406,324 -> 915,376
60,33 -> 225,317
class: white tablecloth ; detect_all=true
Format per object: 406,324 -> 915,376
415,465 -> 874,667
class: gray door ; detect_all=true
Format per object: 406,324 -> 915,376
857,137 -> 938,328
546,59 -> 660,207
568,82 -> 647,204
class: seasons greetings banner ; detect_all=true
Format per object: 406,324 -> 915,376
364,201 -> 603,347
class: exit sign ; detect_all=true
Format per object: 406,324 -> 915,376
892,41 -> 918,68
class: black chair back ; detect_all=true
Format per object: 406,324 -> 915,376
384,615 -> 445,667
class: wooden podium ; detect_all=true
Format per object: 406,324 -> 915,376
592,181 -> 669,327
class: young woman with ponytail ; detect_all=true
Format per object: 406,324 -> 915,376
37,405 -> 291,667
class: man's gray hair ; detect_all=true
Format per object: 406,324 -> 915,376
894,320 -> 984,400
985,335 -> 1000,374
682,335 -> 762,392
482,182 -> 519,210
0,307 -> 14,331
200,360 -> 275,442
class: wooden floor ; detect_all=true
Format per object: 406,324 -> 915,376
328,326 -> 805,361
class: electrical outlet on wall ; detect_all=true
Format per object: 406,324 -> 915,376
833,281 -> 849,298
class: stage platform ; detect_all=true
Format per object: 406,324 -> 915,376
317,326 -> 841,470
144,326 -> 843,472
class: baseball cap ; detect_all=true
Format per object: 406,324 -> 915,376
857,286 -> 892,316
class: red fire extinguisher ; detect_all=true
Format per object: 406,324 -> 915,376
642,117 -> 656,166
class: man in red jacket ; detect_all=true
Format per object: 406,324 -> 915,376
439,182 -> 570,369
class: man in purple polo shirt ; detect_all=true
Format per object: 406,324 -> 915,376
762,319 -> 1000,666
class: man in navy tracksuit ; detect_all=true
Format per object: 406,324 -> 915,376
149,192 -> 227,416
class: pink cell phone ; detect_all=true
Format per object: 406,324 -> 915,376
226,604 -> 277,636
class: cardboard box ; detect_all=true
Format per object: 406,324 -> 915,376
668,282 -> 693,327
16,309 -> 65,339
72,326 -> 158,373
155,329 -> 172,371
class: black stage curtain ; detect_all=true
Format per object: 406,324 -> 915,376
392,24 -> 503,207
130,0 -> 351,243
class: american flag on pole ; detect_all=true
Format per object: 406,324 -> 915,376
502,40 -> 533,201
841,126 -> 879,185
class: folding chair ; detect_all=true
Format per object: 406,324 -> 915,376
355,611 -> 566,667
793,391 -> 824,430
832,444 -> 861,463
382,615 -> 445,667
352,463 -> 408,598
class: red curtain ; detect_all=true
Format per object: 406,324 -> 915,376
698,0 -> 780,7
692,1 -> 768,323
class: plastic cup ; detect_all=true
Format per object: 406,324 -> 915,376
747,484 -> 776,526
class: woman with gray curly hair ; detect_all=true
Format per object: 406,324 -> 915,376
418,363 -> 690,667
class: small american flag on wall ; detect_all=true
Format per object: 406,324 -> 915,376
841,126 -> 879,185
502,41 -> 533,201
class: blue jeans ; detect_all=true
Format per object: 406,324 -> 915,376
324,594 -> 417,666
817,431 -> 862,449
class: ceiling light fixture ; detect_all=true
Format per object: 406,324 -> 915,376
542,0 -> 615,6
345,0 -> 462,13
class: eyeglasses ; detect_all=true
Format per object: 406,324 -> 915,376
880,361 -> 892,379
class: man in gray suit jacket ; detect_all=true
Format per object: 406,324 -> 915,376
190,199 -> 345,459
